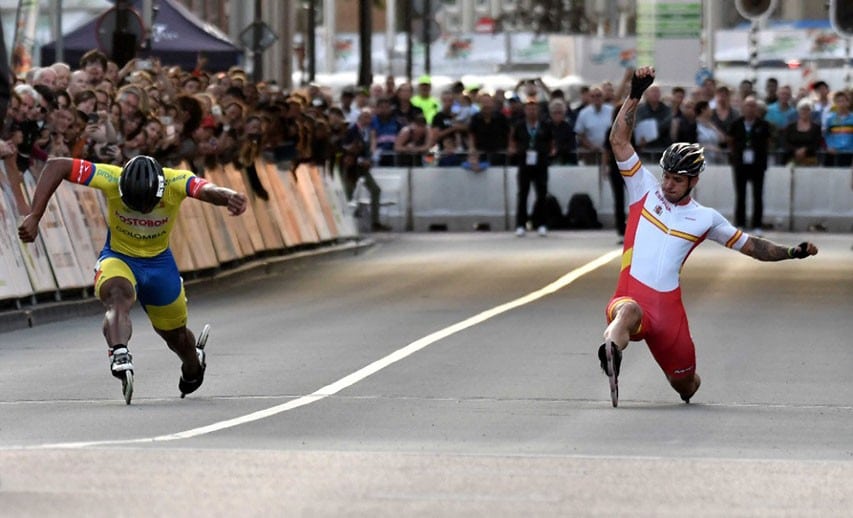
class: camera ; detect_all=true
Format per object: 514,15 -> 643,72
136,59 -> 152,71
87,112 -> 99,124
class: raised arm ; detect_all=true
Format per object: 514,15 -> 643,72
609,66 -> 655,162
739,236 -> 818,262
17,157 -> 74,242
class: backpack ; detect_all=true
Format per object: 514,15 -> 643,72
566,193 -> 602,229
532,194 -> 565,229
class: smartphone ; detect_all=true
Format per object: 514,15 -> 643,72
136,59 -> 152,70
159,116 -> 173,126
87,112 -> 99,124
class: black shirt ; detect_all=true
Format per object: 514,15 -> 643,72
469,110 -> 509,154
549,118 -> 577,165
510,119 -> 554,168
432,110 -> 460,151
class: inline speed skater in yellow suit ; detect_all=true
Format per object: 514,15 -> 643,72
18,156 -> 247,404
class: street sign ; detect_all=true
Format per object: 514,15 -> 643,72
239,21 -> 278,52
412,0 -> 440,18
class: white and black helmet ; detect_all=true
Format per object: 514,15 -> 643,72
118,155 -> 165,213
659,142 -> 706,177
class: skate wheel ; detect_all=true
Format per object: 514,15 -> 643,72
197,324 -> 210,350
123,370 -> 134,405
606,344 -> 618,408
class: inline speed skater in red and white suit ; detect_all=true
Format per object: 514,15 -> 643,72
599,66 -> 818,407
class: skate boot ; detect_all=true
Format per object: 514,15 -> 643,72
179,324 -> 209,398
598,341 -> 622,408
680,374 -> 701,404
109,346 -> 134,405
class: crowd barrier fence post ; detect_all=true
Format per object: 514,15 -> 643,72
307,165 -> 340,239
294,164 -> 333,241
257,160 -> 300,247
502,164 -> 510,231
224,163 -> 269,252
405,165 -> 414,232
22,170 -> 87,292
788,163 -> 796,232
207,165 -> 256,258
0,189 -> 34,302
274,164 -> 318,244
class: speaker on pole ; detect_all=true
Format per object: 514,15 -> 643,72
734,0 -> 777,22
735,0 -> 777,89
830,0 -> 853,38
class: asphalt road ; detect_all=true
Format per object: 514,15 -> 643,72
1,231 -> 851,517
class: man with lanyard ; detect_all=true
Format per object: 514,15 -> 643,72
18,155 -> 247,404
510,98 -> 554,237
600,67 -> 818,407
727,96 -> 771,233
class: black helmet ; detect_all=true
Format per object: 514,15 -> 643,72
119,155 -> 165,212
659,142 -> 706,177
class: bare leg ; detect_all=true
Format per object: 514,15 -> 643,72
155,326 -> 200,379
604,300 -> 643,351
100,277 -> 135,348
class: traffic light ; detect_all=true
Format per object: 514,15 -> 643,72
734,0 -> 777,21
830,0 -> 853,38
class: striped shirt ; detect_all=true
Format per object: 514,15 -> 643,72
823,112 -> 853,152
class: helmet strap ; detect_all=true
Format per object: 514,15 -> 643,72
675,177 -> 698,204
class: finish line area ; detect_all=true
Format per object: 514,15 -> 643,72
1,232 -> 851,516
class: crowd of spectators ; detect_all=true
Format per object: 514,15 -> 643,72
2,50 -> 852,191
0,50 -> 313,180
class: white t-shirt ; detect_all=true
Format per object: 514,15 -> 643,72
574,104 -> 614,148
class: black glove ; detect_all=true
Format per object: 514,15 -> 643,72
788,242 -> 810,259
630,73 -> 654,99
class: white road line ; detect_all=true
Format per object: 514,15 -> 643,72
30,249 -> 622,449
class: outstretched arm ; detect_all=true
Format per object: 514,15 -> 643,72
17,157 -> 74,242
739,236 -> 818,262
197,183 -> 247,216
609,66 -> 655,162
